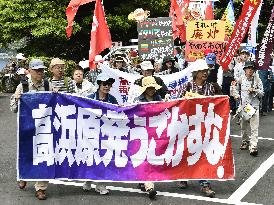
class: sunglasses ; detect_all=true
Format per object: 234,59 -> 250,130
102,81 -> 113,86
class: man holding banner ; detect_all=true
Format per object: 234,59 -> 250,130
10,59 -> 51,200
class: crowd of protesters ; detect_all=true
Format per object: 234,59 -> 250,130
8,45 -> 274,200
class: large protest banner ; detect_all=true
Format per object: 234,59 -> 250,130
256,6 -> 274,70
138,17 -> 174,60
18,93 -> 234,181
186,20 -> 226,42
220,0 -> 262,70
101,65 -> 192,104
185,41 -> 226,62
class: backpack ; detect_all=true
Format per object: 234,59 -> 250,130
22,78 -> 50,93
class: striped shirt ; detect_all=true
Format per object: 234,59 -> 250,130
177,81 -> 216,98
50,77 -> 75,93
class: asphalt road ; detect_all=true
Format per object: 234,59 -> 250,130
0,93 -> 273,205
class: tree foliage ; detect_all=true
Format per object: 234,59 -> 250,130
0,0 -> 273,61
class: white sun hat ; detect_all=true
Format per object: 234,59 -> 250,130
140,61 -> 154,70
189,59 -> 209,72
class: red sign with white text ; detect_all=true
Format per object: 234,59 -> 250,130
220,0 -> 262,70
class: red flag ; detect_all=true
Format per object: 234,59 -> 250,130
205,1 -> 214,20
220,0 -> 262,70
169,0 -> 189,42
89,0 -> 112,69
66,0 -> 95,39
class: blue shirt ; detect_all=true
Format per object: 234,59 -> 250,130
86,91 -> 118,105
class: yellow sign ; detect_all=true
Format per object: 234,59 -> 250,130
186,20 -> 226,42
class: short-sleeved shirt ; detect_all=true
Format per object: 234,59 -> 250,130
50,77 -> 75,93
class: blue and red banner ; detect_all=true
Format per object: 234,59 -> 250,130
18,93 -> 234,181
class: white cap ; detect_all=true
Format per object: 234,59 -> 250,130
140,61 -> 154,70
16,53 -> 26,60
188,59 -> 209,72
95,55 -> 103,63
79,60 -> 89,69
17,68 -> 26,75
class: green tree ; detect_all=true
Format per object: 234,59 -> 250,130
0,0 -> 273,61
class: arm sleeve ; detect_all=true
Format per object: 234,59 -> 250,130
254,76 -> 264,98
217,66 -> 223,87
67,78 -> 76,93
10,84 -> 23,113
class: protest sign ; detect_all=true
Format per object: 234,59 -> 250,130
138,17 -> 174,60
101,65 -> 192,104
220,0 -> 262,70
185,41 -> 226,62
186,20 -> 226,42
18,93 -> 234,181
256,6 -> 274,70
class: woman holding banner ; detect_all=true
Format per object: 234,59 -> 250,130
133,75 -> 163,199
176,59 -> 216,198
84,73 -> 118,194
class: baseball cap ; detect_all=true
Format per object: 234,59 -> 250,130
205,53 -> 216,65
29,59 -> 47,70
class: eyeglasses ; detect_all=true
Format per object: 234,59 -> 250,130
54,66 -> 65,70
33,69 -> 44,73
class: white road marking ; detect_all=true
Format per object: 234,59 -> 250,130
49,180 -> 262,205
231,134 -> 274,141
227,152 -> 274,203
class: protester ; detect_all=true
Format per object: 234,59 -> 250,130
49,58 -> 75,93
234,49 -> 250,82
84,55 -> 103,84
112,56 -> 128,72
154,60 -> 162,73
217,57 -> 237,114
10,59 -> 51,200
161,56 -> 179,74
83,73 -> 117,195
72,65 -> 96,96
258,68 -> 271,116
135,61 -> 168,99
176,59 -> 216,198
206,53 -> 219,83
231,61 -> 264,156
175,46 -> 187,70
134,76 -> 161,199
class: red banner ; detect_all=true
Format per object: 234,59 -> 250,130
66,0 -> 95,39
185,41 -> 226,62
220,0 -> 262,70
89,0 -> 112,69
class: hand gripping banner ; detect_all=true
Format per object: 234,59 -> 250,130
18,93 -> 234,181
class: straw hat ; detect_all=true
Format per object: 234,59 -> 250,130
139,76 -> 162,93
50,58 -> 65,68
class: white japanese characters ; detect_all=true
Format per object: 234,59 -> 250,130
32,102 -> 228,169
